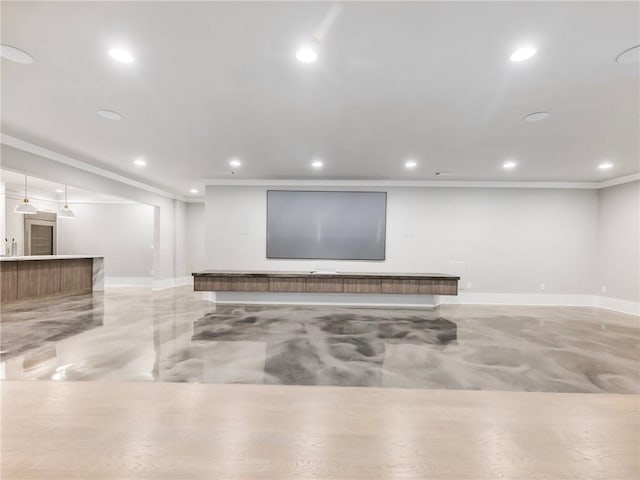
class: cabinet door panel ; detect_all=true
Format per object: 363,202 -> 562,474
60,259 -> 93,293
306,277 -> 344,293
1,262 -> 18,302
269,278 -> 306,292
343,278 -> 381,294
17,260 -> 61,298
194,277 -> 232,291
381,279 -> 420,294
231,277 -> 270,291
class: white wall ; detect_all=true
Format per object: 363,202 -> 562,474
598,180 -> 640,302
2,191 -> 154,278
4,195 -> 59,257
4,140 -> 636,305
4,196 -> 24,256
186,202 -> 205,273
204,185 -> 600,295
1,144 -> 188,283
0,183 -> 5,248
57,203 -> 154,278
173,200 -> 189,279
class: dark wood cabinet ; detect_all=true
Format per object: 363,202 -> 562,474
194,271 -> 458,296
1,258 -> 94,303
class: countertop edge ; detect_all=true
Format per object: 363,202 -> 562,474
193,271 -> 460,280
0,255 -> 104,262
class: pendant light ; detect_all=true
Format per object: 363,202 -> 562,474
58,184 -> 75,219
14,173 -> 37,214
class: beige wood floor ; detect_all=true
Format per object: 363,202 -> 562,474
1,381 -> 638,479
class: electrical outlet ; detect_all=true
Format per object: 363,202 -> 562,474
466,282 -> 472,290
539,283 -> 546,291
601,286 -> 607,294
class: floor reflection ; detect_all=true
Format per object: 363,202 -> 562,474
187,306 -> 457,387
0,294 -> 104,360
1,290 -> 638,393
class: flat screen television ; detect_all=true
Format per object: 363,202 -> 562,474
266,190 -> 387,260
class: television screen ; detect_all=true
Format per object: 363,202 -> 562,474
266,190 -> 387,260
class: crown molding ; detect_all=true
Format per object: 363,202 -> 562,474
3,191 -> 59,205
3,133 -> 637,195
598,173 -> 640,189
203,176 -> 639,189
4,190 -> 138,205
1,134 -> 188,202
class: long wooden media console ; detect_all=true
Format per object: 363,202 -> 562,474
193,271 -> 459,296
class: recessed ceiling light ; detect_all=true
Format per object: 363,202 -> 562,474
55,189 -> 64,193
598,162 -> 614,170
616,45 -> 640,64
133,158 -> 146,167
190,188 -> 199,194
311,160 -> 323,169
97,110 -> 123,120
0,44 -> 34,64
510,46 -> 536,62
523,111 -> 550,122
229,158 -> 241,168
405,160 -> 418,169
108,48 -> 134,63
503,161 -> 517,169
296,47 -> 318,63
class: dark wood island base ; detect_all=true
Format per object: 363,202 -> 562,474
1,256 -> 104,303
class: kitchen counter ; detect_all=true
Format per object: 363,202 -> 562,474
0,255 -> 104,261
0,255 -> 104,302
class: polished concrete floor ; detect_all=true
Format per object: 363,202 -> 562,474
2,381 -> 638,479
1,287 -> 638,393
1,287 -> 639,479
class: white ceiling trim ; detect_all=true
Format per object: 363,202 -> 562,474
3,191 -> 58,205
1,134 -> 187,202
598,173 -> 640,189
4,190 -> 139,206
2,134 -> 636,197
203,177 -> 638,190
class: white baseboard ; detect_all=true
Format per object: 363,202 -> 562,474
437,292 -> 594,307
437,292 -> 639,316
105,277 -> 152,288
174,276 -> 194,287
152,276 -> 193,290
593,295 -> 640,315
105,276 -> 193,289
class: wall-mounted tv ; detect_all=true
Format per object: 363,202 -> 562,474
266,190 -> 387,261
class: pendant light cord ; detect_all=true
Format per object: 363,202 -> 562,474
23,174 -> 28,202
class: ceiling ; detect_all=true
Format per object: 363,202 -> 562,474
1,1 -> 638,197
